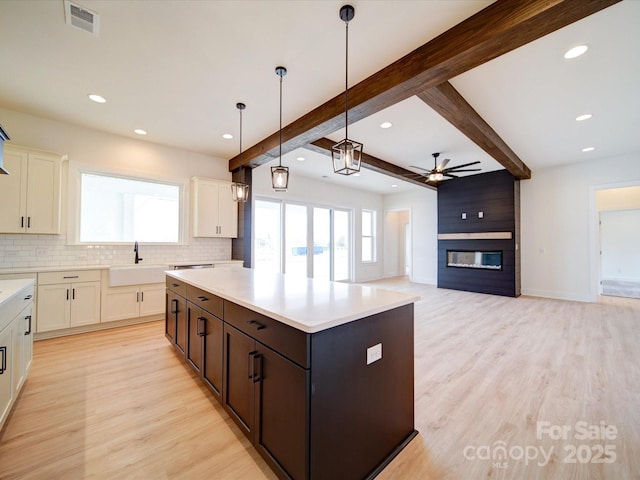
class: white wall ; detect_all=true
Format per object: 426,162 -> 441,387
521,152 -> 640,302
0,108 -> 233,269
252,165 -> 385,282
384,188 -> 438,285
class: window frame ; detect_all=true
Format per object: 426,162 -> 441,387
72,167 -> 185,245
361,209 -> 377,263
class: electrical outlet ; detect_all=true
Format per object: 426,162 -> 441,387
367,343 -> 382,365
478,211 -> 484,219
461,212 -> 467,220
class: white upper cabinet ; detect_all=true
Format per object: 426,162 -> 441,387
191,177 -> 238,238
0,145 -> 63,234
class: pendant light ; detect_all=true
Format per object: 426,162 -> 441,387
332,4 -> 362,176
231,102 -> 250,202
271,66 -> 289,192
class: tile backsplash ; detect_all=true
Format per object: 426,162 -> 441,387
0,234 -> 232,270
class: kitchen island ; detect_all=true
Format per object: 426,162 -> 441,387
165,268 -> 419,480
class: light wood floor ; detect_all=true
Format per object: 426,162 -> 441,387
1,279 -> 639,479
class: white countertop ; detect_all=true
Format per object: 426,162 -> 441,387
167,268 -> 419,334
0,279 -> 35,307
0,260 -> 242,275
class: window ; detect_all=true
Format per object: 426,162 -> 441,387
362,209 -> 376,262
80,172 -> 180,243
254,199 -> 351,281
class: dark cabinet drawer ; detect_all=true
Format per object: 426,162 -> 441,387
187,285 -> 223,318
225,301 -> 310,369
166,276 -> 187,297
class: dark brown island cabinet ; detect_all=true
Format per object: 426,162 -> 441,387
165,269 -> 419,480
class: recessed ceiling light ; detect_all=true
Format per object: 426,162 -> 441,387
575,113 -> 592,122
88,94 -> 106,103
391,184 -> 398,188
564,44 -> 588,59
296,156 -> 305,162
134,129 -> 147,135
582,146 -> 595,152
380,122 -> 392,129
353,173 -> 361,177
222,133 -> 233,140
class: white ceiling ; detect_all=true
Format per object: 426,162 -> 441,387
0,0 -> 638,195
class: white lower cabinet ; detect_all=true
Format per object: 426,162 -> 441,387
101,283 -> 165,323
0,280 -> 35,431
36,270 -> 101,332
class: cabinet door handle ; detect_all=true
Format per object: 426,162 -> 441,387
141,292 -> 144,302
24,294 -> 33,300
197,296 -> 208,302
197,317 -> 206,337
170,299 -> 178,314
72,288 -> 76,300
253,353 -> 263,383
25,315 -> 32,335
27,216 -> 31,228
20,216 -> 24,228
66,288 -> 69,301
247,320 -> 266,331
0,346 -> 6,374
248,350 -> 257,379
137,292 -> 140,303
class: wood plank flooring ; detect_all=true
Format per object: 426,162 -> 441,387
1,279 -> 639,479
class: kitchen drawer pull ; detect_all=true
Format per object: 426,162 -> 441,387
24,294 -> 33,300
0,346 -> 6,375
197,296 -> 208,302
247,320 -> 266,331
197,317 -> 206,337
63,276 -> 79,279
171,283 -> 180,288
25,315 -> 32,335
170,299 -> 178,314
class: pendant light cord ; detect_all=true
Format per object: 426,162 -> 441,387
344,19 -> 349,141
279,73 -> 283,167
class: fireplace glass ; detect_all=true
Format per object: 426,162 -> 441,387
447,250 -> 502,270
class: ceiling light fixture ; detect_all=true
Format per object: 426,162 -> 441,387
296,156 -> 305,162
332,5 -> 362,176
575,113 -> 592,122
134,129 -> 147,135
582,146 -> 595,152
564,44 -> 588,59
88,94 -> 106,103
380,122 -> 392,129
271,66 -> 289,192
231,102 -> 250,203
222,133 -> 233,140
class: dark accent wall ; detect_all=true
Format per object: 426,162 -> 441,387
231,167 -> 252,268
437,170 -> 520,297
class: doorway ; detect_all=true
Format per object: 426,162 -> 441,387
599,209 -> 640,299
384,210 -> 411,278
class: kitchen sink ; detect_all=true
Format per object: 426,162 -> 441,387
109,264 -> 170,287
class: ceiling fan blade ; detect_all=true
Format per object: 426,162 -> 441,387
443,161 -> 481,171
436,158 -> 450,171
443,172 -> 459,178
445,168 -> 482,173
409,165 -> 432,172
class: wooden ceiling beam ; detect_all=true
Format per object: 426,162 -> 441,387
307,138 -> 437,190
229,0 -> 620,173
417,81 -> 531,180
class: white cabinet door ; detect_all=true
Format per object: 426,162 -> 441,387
70,282 -> 101,327
0,324 -> 14,425
25,153 -> 61,234
217,182 -> 238,238
37,284 -> 71,332
11,315 -> 23,393
0,146 -> 61,235
101,287 -> 139,323
139,285 -> 166,317
191,177 -> 238,238
0,149 -> 28,233
22,306 -> 34,379
192,180 -> 220,237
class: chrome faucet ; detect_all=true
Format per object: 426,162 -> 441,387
134,241 -> 143,264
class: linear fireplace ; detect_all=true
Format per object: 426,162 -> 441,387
447,250 -> 502,271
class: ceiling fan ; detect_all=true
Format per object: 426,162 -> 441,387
408,152 -> 481,183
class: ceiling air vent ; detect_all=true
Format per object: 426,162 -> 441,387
64,0 -> 100,37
